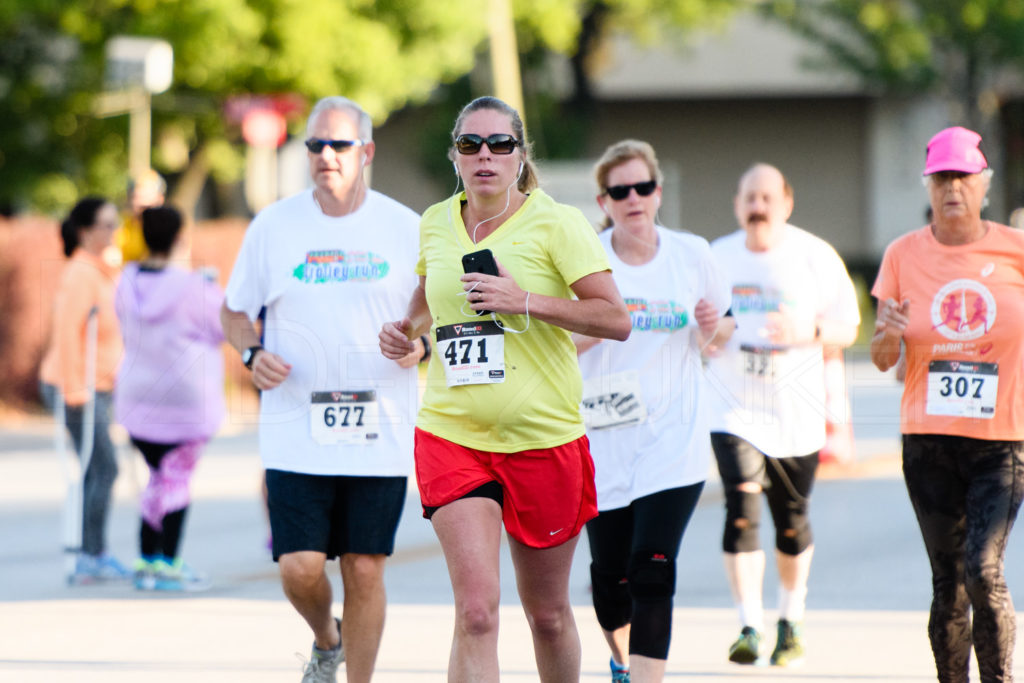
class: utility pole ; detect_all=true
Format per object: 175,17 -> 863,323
488,0 -> 525,125
94,37 -> 173,179
94,89 -> 152,178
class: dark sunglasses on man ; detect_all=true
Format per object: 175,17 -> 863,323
305,138 -> 366,154
454,134 -> 519,155
604,180 -> 658,201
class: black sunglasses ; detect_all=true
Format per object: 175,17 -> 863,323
305,138 -> 366,154
454,133 -> 519,155
604,180 -> 658,201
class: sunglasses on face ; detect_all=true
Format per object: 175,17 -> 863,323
604,180 -> 658,201
305,138 -> 366,154
454,133 -> 519,155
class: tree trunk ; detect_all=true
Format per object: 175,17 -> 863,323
568,0 -> 611,118
167,144 -> 210,221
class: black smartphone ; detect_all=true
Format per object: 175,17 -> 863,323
461,249 -> 499,315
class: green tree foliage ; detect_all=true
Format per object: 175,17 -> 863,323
0,0 -> 487,216
760,1 -> 1024,127
508,0 -> 744,159
0,0 -> 747,216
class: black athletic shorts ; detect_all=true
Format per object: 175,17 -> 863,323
265,469 -> 406,561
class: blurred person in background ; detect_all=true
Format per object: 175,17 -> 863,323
113,168 -> 166,265
115,205 -> 224,592
871,126 -> 1024,683
575,139 -> 731,683
221,95 -> 423,683
39,196 -> 129,583
706,164 -> 860,667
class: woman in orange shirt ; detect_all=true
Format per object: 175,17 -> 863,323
871,127 -> 1024,682
40,197 -> 128,584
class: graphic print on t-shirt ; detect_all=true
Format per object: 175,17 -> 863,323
930,278 -> 996,341
292,250 -> 390,284
625,298 -> 690,331
731,284 -> 790,314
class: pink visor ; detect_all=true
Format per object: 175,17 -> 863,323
923,126 -> 988,175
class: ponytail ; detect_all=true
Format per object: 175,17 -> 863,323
60,196 -> 108,259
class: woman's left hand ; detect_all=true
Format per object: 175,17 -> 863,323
460,257 -> 528,315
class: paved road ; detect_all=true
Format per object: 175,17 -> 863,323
2,355 -> 1024,681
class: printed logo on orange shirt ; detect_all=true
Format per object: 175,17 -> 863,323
930,278 -> 996,342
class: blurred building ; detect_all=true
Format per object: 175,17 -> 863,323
367,10 -> 1021,274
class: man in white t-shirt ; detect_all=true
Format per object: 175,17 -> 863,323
220,96 -> 424,683
705,163 -> 860,668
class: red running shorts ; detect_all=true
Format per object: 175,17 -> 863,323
414,427 -> 598,548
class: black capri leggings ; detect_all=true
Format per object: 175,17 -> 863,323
902,434 -> 1024,683
711,432 -> 819,556
586,483 -> 704,660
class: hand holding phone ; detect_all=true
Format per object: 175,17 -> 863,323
462,249 -> 499,315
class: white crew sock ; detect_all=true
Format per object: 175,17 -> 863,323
778,585 -> 808,623
738,601 -> 764,632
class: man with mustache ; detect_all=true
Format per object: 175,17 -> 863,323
704,163 -> 861,668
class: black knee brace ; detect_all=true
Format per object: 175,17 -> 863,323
628,550 -> 676,601
627,551 -> 676,659
723,488 -> 761,553
774,499 -> 812,555
590,562 -> 631,632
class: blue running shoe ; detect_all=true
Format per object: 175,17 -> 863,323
610,657 -> 630,682
68,553 -> 131,585
152,557 -> 211,592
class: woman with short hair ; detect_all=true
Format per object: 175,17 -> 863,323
871,126 -> 1024,682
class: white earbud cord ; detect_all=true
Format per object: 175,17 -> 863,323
448,159 -> 530,333
699,332 -> 716,353
456,283 -> 530,334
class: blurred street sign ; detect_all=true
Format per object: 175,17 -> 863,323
105,36 -> 173,94
242,109 -> 287,148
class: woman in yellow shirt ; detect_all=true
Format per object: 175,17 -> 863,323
381,96 -> 630,681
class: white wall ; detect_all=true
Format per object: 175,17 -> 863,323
864,98 -> 948,254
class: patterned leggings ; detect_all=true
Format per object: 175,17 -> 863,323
903,434 -> 1024,683
132,437 -> 205,559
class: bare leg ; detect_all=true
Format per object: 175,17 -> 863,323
509,534 -> 582,682
776,545 -> 813,591
431,497 -> 504,683
630,654 -> 667,682
279,551 -> 340,650
723,550 -> 766,628
602,624 -> 629,667
339,553 -> 388,683
776,545 -> 814,621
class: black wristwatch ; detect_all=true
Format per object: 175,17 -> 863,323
242,345 -> 264,370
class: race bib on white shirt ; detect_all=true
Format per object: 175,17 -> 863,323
436,320 -> 505,387
926,360 -> 998,419
739,344 -> 781,381
310,390 -> 380,445
581,371 -> 647,430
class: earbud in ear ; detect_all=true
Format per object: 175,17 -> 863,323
453,161 -> 459,177
517,161 -> 524,177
